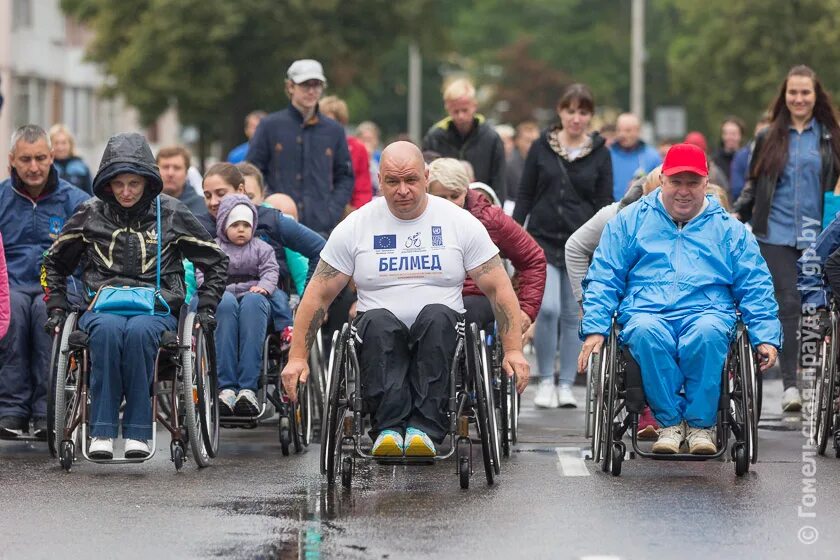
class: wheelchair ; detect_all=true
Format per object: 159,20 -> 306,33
218,325 -> 326,456
484,325 -> 518,458
589,317 -> 759,477
321,322 -> 501,490
45,306 -> 219,472
811,305 -> 840,457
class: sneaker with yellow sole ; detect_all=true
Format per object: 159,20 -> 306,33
371,429 -> 404,457
404,427 -> 436,457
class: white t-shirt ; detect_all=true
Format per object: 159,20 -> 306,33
321,195 -> 499,328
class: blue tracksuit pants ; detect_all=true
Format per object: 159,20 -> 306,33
620,312 -> 735,428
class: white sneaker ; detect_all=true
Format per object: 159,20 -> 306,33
533,379 -> 559,409
651,422 -> 685,454
125,439 -> 151,459
89,437 -> 114,460
686,426 -> 717,455
557,384 -> 578,408
782,386 -> 802,412
235,389 -> 260,416
219,389 -> 237,416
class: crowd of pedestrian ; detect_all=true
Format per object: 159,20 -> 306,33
0,55 -> 833,450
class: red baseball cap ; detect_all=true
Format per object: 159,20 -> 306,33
661,143 -> 708,177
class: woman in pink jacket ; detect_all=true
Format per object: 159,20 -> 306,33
0,233 -> 10,341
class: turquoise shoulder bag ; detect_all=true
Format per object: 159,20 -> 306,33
89,196 -> 171,317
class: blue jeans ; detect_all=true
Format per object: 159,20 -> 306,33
269,288 -> 293,331
79,312 -> 177,440
620,312 -> 734,428
215,291 -> 270,392
534,264 -> 580,386
0,288 -> 51,419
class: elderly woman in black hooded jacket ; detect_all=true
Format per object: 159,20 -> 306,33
42,133 -> 228,460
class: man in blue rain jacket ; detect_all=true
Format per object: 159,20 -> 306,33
578,143 -> 781,456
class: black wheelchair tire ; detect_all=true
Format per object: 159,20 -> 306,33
50,313 -> 78,461
468,324 -> 495,486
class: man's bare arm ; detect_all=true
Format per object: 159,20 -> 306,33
468,255 -> 521,348
467,254 -> 530,392
290,259 -> 351,361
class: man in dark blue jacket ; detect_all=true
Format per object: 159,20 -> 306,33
246,59 -> 354,238
0,125 -> 89,439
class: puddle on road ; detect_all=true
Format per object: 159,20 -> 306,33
210,483 -> 377,560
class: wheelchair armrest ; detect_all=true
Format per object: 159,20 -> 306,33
67,331 -> 89,350
160,331 -> 180,351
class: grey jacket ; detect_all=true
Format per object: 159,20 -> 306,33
565,181 -> 644,302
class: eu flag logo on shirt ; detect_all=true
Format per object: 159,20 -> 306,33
373,234 -> 397,250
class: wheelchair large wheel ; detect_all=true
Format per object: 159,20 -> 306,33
814,319 -> 838,456
181,311 -> 213,468
195,323 -> 220,458
584,352 -> 600,440
308,331 -> 327,427
298,379 -> 313,447
321,325 -> 350,484
736,325 -> 759,466
467,324 -> 495,485
478,328 -> 501,475
48,313 -> 78,458
598,328 -> 620,473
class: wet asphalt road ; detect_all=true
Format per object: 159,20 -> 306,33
1,375 -> 839,560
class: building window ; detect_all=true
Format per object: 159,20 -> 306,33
12,76 -> 48,129
13,77 -> 31,128
12,0 -> 32,29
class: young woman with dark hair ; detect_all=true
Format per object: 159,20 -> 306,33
513,83 -> 613,409
734,65 -> 840,412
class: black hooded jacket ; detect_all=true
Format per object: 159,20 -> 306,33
42,133 -> 228,313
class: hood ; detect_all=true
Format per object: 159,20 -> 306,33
92,133 -> 162,208
469,182 -> 501,206
433,113 -> 487,131
216,194 -> 258,241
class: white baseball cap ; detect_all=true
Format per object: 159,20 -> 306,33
287,59 -> 326,84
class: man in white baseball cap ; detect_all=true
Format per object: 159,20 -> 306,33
245,58 -> 353,239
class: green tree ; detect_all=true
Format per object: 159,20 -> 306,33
61,0 -> 446,164
668,0 -> 840,134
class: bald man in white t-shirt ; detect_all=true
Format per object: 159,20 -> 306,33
282,142 -> 529,458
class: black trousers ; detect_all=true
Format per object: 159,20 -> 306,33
463,294 -> 495,332
353,304 -> 461,443
758,242 -> 800,389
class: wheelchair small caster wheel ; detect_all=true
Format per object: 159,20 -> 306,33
611,443 -> 624,477
172,442 -> 185,471
733,443 -> 748,477
59,441 -> 74,472
341,456 -> 353,489
459,456 -> 470,489
279,417 -> 291,456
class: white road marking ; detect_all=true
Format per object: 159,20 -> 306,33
580,556 -> 622,560
555,447 -> 590,476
